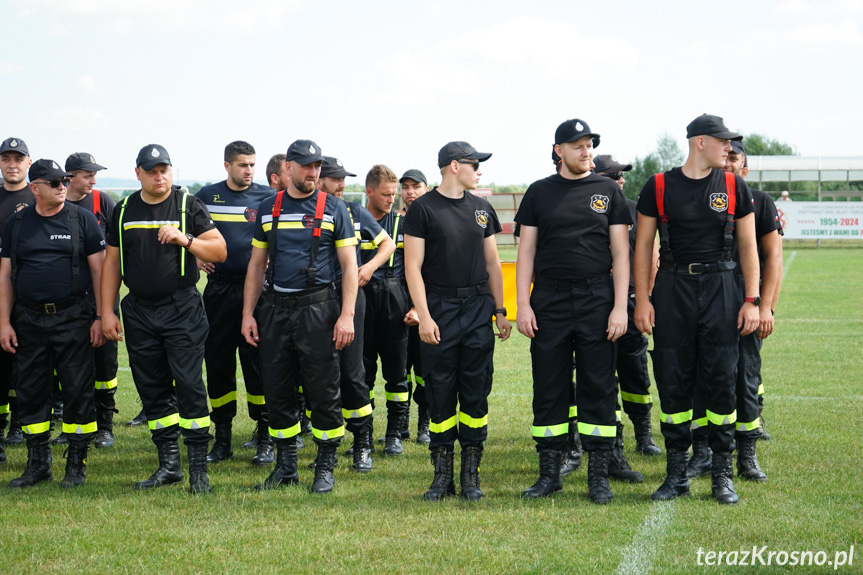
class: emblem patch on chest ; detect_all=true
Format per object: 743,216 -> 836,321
590,195 -> 609,213
475,210 -> 489,228
710,193 -> 728,212
244,207 -> 257,222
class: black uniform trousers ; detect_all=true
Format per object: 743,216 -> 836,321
91,296 -> 119,416
256,286 -> 343,447
421,288 -> 494,449
363,277 -> 410,417
530,276 -> 618,453
338,288 -> 372,434
617,294 -> 653,418
121,286 -> 211,446
203,275 -> 266,424
651,268 -> 739,453
0,348 -> 13,429
12,296 -> 96,444
405,325 -> 427,408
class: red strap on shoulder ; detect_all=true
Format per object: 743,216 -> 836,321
312,191 -> 327,238
92,189 -> 101,216
654,173 -> 667,221
272,190 -> 284,219
724,171 -> 736,216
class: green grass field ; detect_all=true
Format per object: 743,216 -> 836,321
2,248 -> 862,574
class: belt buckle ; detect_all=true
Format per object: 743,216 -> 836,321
687,263 -> 704,275
456,287 -> 470,298
44,303 -> 57,314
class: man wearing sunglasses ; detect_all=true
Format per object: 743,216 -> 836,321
0,159 -> 106,488
0,137 -> 35,455
404,141 -> 511,501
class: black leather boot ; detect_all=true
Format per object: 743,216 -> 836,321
758,404 -> 771,441
351,423 -> 373,473
560,423 -> 582,478
424,445 -> 455,501
94,411 -> 115,449
6,409 -> 23,444
188,443 -> 212,494
685,438 -> 712,478
401,410 -> 411,440
251,421 -> 274,466
460,445 -> 483,501
126,408 -> 147,427
243,424 -> 258,449
632,412 -> 661,455
652,449 -> 690,500
522,449 -> 563,499
61,442 -> 89,488
207,423 -> 233,463
0,423 -> 5,464
311,443 -> 338,494
9,437 -> 53,488
135,441 -> 184,489
416,405 -> 431,445
609,423 -> 644,483
384,412 -> 404,456
587,450 -> 613,504
737,437 -> 767,481
255,438 -> 299,490
711,451 -> 739,504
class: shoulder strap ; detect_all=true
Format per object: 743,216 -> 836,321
654,173 -> 673,264
721,171 -> 737,262
9,209 -> 26,290
301,191 -> 328,288
178,190 -> 189,278
386,212 -> 401,277
92,189 -> 101,216
265,190 -> 285,287
68,204 -> 81,294
117,195 -> 131,279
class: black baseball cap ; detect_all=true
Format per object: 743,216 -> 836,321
686,114 -> 743,141
554,118 -> 600,148
320,156 -> 356,178
437,141 -> 492,168
730,140 -> 746,154
29,159 -> 72,182
65,152 -> 106,172
399,169 -> 427,186
286,140 -> 324,165
0,137 -> 29,156
136,144 -> 172,171
593,154 -> 632,175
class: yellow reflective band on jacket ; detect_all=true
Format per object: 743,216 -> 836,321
335,237 -> 357,248
95,377 -> 118,390
312,425 -> 345,441
23,421 -> 51,435
262,221 -> 337,234
660,409 -> 693,425
736,419 -> 760,431
429,415 -> 457,434
388,215 -> 401,268
179,415 -> 211,430
706,409 -> 737,426
62,421 -> 98,435
210,391 -> 237,408
577,421 -> 617,437
251,238 -> 268,249
569,405 -> 577,419
532,422 -> 568,438
342,403 -> 373,420
386,392 -> 409,403
458,412 -> 488,429
270,422 -> 301,439
246,393 -> 265,406
148,413 -> 180,431
621,391 -> 652,404
758,383 -> 765,395
210,213 -> 248,222
0,403 -> 9,415
690,417 -> 708,430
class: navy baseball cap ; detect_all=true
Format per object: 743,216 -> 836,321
66,152 -> 106,172
730,140 -> 746,154
136,144 -> 172,171
286,140 -> 324,165
0,137 -> 29,156
593,154 -> 632,175
29,159 -> 72,182
399,169 -> 427,185
437,141 -> 492,168
554,118 -> 600,148
686,114 -> 743,141
320,156 -> 356,178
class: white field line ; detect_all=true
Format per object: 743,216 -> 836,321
782,250 -> 796,281
613,502 -> 675,575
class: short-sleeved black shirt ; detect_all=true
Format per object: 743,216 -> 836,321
362,210 -> 404,281
732,187 -> 784,274
403,188 -> 501,289
515,172 -> 632,280
106,187 -> 216,299
0,203 -> 105,302
68,189 -> 116,236
636,167 -> 754,264
0,185 -> 36,239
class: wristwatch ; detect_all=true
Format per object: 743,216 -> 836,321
184,233 -> 194,249
494,307 -> 507,317
744,296 -> 762,306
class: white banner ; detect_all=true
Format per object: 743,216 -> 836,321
774,202 -> 863,239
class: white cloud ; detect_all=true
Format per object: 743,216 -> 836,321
36,107 -> 111,132
0,64 -> 24,75
75,75 -> 100,94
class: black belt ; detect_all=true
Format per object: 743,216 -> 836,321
426,283 -> 490,298
130,285 -> 198,306
18,293 -> 87,314
209,273 -> 246,285
366,276 -> 406,290
658,261 -> 737,275
533,275 -> 609,291
268,284 -> 336,308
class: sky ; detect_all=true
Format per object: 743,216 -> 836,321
2,0 -> 861,186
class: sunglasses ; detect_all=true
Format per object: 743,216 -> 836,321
605,172 -> 624,180
457,160 -> 480,171
35,178 -> 70,189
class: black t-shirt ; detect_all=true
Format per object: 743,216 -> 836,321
362,210 -> 404,281
347,200 -> 385,267
514,172 -> 631,280
68,189 -> 116,237
106,187 -> 216,299
403,188 -> 501,288
196,180 -> 275,275
0,203 -> 105,302
732,187 -> 784,274
0,185 -> 36,240
636,167 -> 754,263
626,198 -> 639,291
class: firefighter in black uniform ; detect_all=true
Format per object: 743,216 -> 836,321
102,144 -> 227,494
635,114 -> 760,505
399,169 -> 430,444
196,141 -> 275,466
404,141 -> 511,502
0,136 -> 35,453
318,156 -> 393,472
0,159 -> 105,487
242,140 -> 358,494
516,120 -> 632,504
62,152 -> 120,449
